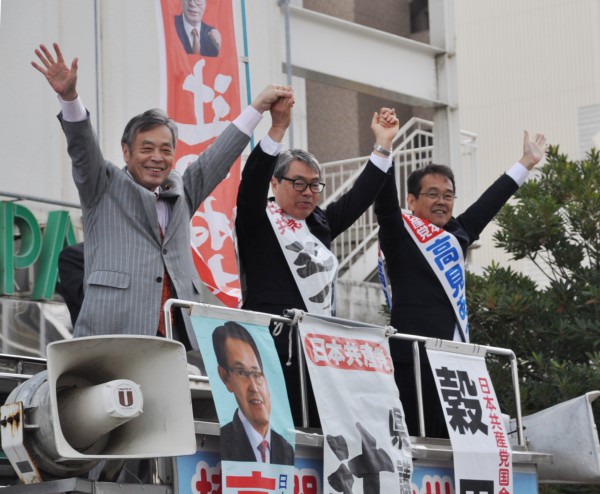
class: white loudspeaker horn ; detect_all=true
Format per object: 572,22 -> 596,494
1,335 -> 196,481
48,335 -> 196,459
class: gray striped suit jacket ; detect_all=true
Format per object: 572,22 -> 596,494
59,113 -> 250,348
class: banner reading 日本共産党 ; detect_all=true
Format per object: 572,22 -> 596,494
298,314 -> 413,494
427,347 -> 513,494
158,0 -> 243,307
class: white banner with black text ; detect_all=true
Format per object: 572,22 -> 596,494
298,314 -> 412,494
427,348 -> 513,494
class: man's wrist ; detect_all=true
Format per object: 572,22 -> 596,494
233,106 -> 263,136
507,162 -> 530,186
373,143 -> 392,157
260,135 -> 283,156
369,152 -> 392,172
59,90 -> 78,102
518,155 -> 536,170
251,101 -> 269,114
59,95 -> 87,122
267,126 -> 286,144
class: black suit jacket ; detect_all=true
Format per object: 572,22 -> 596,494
375,167 -> 520,438
57,242 -> 85,326
236,142 -> 389,318
375,168 -> 519,361
220,410 -> 294,465
235,143 -> 389,428
174,15 -> 219,56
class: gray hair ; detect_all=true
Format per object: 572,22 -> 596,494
273,149 -> 321,180
121,109 -> 178,149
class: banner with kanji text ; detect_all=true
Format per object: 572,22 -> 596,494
158,0 -> 243,307
298,314 -> 412,494
427,347 -> 513,494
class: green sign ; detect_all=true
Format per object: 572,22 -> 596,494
0,202 -> 77,300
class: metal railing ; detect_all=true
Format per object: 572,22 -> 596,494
319,117 -> 477,279
165,301 -> 525,445
0,191 -> 81,210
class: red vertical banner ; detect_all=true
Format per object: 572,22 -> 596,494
158,0 -> 242,307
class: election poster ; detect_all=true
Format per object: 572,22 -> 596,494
428,347 -> 513,494
298,314 -> 412,494
191,305 -> 296,494
158,0 -> 243,307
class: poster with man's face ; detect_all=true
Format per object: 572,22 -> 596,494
191,308 -> 295,494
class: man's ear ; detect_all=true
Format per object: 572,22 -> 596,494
122,143 -> 131,164
406,193 -> 417,211
217,365 -> 233,391
270,176 -> 279,193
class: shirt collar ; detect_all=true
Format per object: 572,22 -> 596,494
237,409 -> 271,452
125,169 -> 161,197
182,15 -> 201,33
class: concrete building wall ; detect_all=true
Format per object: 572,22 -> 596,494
302,0 -> 419,162
336,280 -> 388,326
579,104 -> 600,156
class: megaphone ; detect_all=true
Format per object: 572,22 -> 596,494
0,336 -> 196,483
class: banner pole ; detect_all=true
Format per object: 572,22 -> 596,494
296,327 -> 310,428
240,0 -> 254,149
277,0 -> 294,148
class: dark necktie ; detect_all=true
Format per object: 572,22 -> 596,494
257,440 -> 269,463
191,28 -> 200,54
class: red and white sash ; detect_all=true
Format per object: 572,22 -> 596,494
402,213 -> 469,342
266,201 -> 338,315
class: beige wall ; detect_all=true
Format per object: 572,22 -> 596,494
455,0 -> 600,273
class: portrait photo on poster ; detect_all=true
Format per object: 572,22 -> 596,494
174,0 -> 221,56
196,318 -> 295,465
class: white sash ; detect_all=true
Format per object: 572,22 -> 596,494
266,201 -> 339,315
402,213 -> 469,342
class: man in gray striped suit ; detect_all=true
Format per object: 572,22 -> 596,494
33,42 -> 292,350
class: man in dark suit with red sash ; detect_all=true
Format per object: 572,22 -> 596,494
375,130 -> 548,438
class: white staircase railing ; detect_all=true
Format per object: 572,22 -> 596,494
320,117 -> 477,280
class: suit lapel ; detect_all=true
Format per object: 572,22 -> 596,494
119,167 -> 162,243
120,167 -> 183,245
232,412 -> 258,461
159,172 -> 183,243
138,188 -> 162,243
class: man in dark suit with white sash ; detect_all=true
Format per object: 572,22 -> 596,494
375,130 -> 548,438
236,96 -> 399,427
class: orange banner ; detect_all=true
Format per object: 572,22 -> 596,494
159,0 -> 242,307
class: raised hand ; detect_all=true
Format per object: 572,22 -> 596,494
251,84 -> 294,113
520,131 -> 548,170
268,91 -> 295,142
32,43 -> 79,101
371,107 -> 399,152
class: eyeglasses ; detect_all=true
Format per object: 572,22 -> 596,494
228,367 -> 265,383
417,191 -> 457,202
280,177 -> 325,193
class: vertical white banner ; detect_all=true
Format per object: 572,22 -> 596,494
298,314 -> 412,494
427,348 -> 513,494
